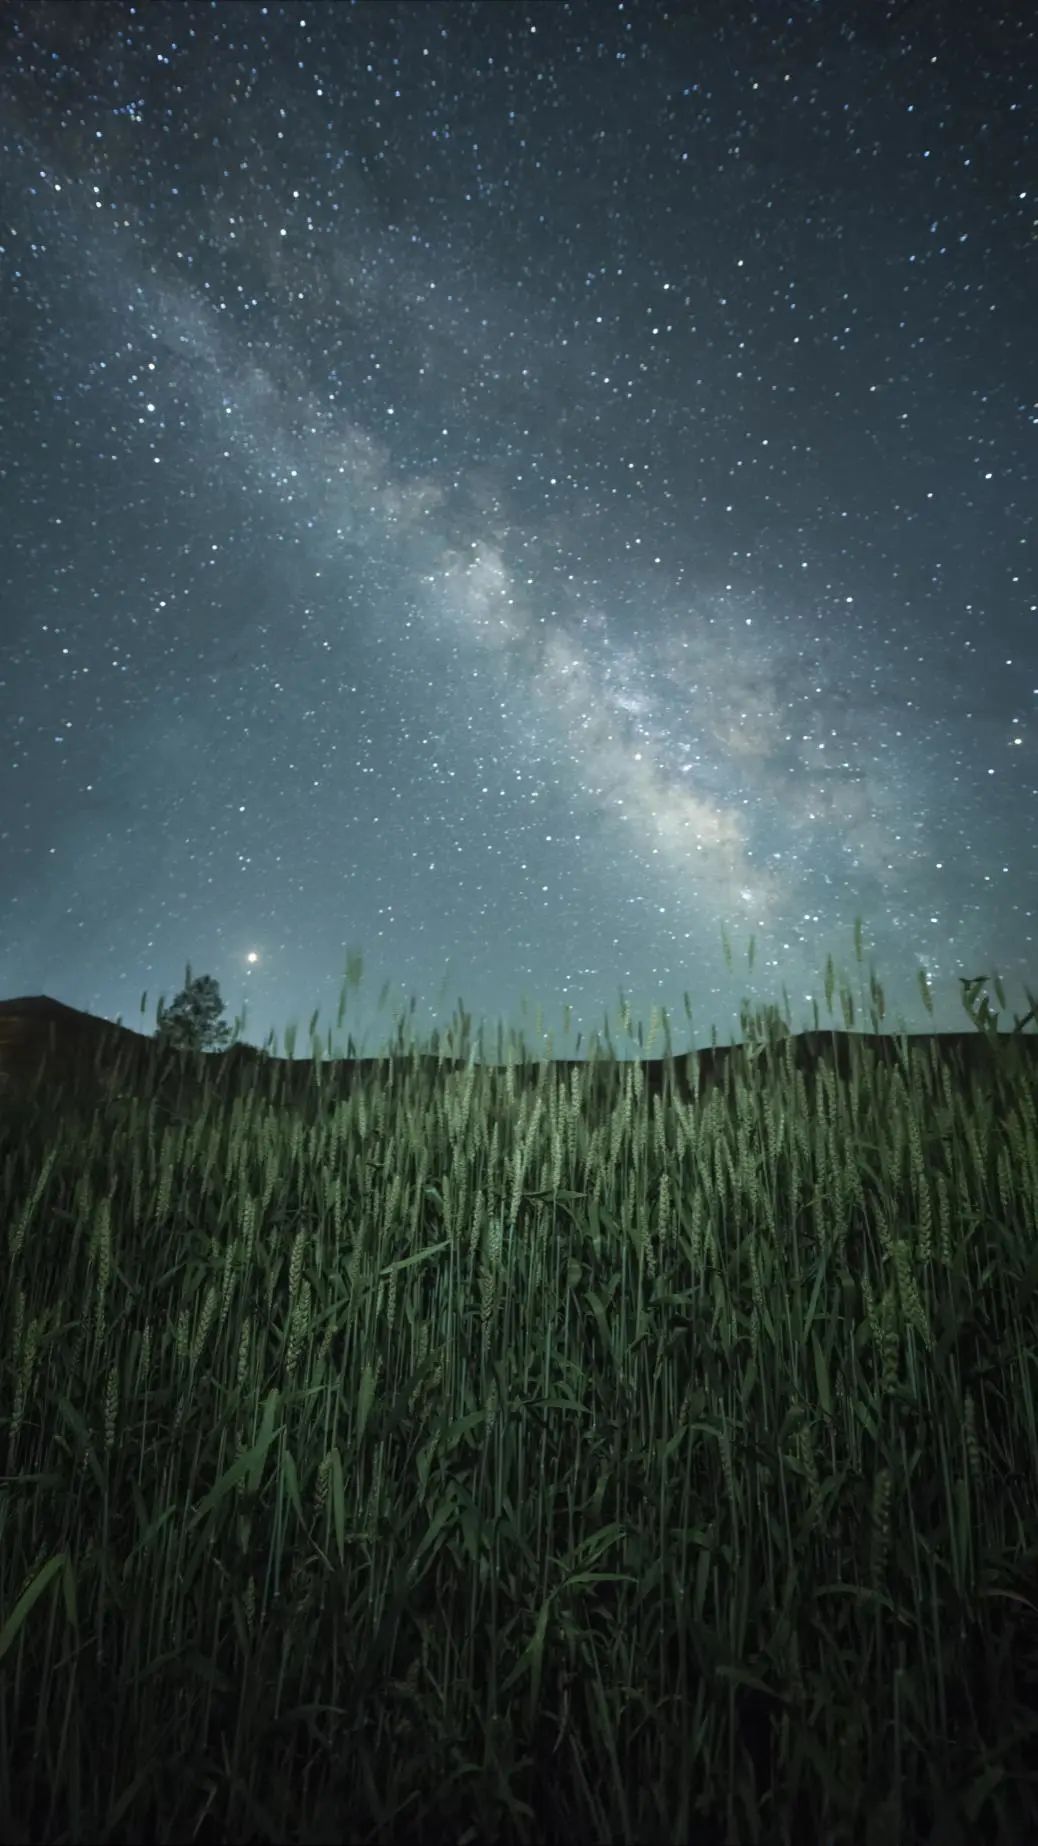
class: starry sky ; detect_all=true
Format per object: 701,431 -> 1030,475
1,0 -> 1035,1061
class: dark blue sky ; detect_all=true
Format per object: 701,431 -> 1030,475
1,0 -> 1034,1057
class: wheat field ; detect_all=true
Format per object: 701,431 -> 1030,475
2,931 -> 1036,1844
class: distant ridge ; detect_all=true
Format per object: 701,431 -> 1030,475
1,992 -> 1035,1128
0,993 -> 148,1043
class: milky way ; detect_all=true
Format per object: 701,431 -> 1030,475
1,1 -> 1034,1055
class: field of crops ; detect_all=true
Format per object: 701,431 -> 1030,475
2,944 -> 1036,1844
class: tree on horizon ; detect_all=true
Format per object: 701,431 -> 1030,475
155,965 -> 232,1053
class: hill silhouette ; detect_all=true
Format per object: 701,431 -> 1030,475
1,993 -> 1034,1131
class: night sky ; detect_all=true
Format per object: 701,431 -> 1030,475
1,0 -> 1034,1061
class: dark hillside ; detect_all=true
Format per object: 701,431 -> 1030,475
1,993 -> 1034,1130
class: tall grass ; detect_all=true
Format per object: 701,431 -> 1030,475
1,931 -> 1037,1844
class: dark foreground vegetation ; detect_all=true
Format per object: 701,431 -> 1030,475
1,935 -> 1036,1844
